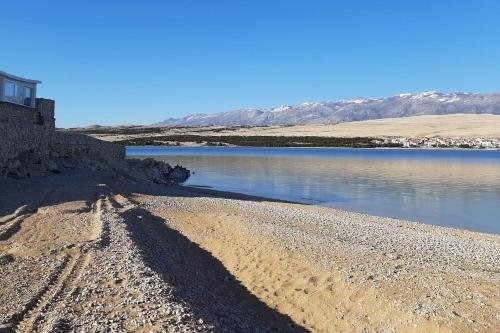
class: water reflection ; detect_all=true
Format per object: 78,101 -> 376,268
129,147 -> 500,234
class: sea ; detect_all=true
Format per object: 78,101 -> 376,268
128,147 -> 500,234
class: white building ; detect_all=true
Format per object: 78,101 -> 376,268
0,71 -> 41,108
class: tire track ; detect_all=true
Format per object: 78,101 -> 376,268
35,253 -> 91,333
15,253 -> 86,333
0,190 -> 54,241
1,256 -> 70,333
9,193 -> 109,333
0,215 -> 30,241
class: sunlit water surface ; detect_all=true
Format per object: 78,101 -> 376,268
128,147 -> 500,234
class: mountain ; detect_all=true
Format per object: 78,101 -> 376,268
156,92 -> 500,126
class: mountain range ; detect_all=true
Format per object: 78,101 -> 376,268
156,92 -> 500,126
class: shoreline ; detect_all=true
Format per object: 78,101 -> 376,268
126,145 -> 500,151
178,184 -> 499,238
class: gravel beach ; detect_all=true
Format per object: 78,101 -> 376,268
0,169 -> 499,332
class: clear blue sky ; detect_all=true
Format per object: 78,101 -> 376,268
2,0 -> 500,127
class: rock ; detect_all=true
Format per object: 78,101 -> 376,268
8,160 -> 21,169
0,323 -> 13,330
7,166 -> 28,178
0,254 -> 14,265
52,318 -> 71,332
166,165 -> 190,182
46,160 -> 60,173
124,159 -> 190,184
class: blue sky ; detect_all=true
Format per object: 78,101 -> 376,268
2,0 -> 500,127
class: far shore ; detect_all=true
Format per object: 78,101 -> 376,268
126,144 -> 500,151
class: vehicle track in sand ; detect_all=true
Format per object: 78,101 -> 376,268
6,193 -> 110,333
0,190 -> 54,242
14,253 -> 89,333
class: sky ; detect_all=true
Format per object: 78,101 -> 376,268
2,0 -> 500,127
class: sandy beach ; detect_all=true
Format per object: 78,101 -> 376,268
4,2 -> 500,332
1,169 -> 499,333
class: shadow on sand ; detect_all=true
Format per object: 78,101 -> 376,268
116,198 -> 309,332
0,168 -> 298,218
0,170 -> 309,332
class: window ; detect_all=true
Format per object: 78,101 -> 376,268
4,80 -> 15,97
2,80 -> 35,107
23,86 -> 33,106
24,87 -> 32,98
16,84 -> 24,97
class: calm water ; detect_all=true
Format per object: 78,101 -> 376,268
127,147 -> 500,234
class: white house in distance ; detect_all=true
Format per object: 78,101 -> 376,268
0,70 -> 41,108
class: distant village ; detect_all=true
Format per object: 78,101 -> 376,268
375,137 -> 500,149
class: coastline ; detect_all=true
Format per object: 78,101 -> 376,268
180,183 -> 497,238
1,170 -> 499,332
126,145 -> 500,151
127,146 -> 500,235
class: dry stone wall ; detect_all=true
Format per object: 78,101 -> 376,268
0,99 -> 125,172
0,99 -> 55,169
51,131 -> 125,161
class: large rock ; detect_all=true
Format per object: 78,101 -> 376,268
125,158 -> 190,184
166,165 -> 190,182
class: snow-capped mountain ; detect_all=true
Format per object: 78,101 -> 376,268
156,92 -> 500,126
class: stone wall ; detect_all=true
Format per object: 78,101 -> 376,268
0,99 -> 125,172
51,131 -> 125,161
0,99 -> 55,169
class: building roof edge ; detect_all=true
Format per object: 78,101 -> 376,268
0,71 -> 42,84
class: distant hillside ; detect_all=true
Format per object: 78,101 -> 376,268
71,115 -> 500,145
156,92 -> 500,126
224,114 -> 500,139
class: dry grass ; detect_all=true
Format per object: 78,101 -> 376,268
221,114 -> 500,138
